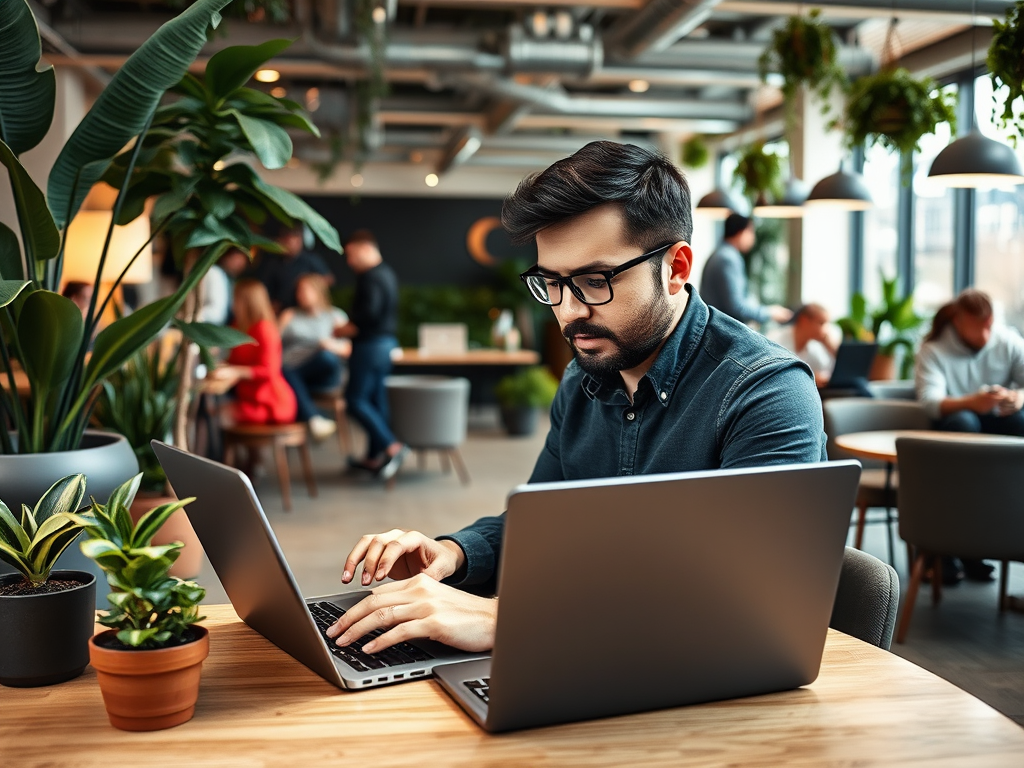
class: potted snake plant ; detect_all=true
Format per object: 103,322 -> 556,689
495,366 -> 560,436
0,474 -> 94,687
72,474 -> 206,731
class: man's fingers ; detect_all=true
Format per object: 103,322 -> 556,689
362,619 -> 432,654
341,535 -> 376,583
372,532 -> 426,581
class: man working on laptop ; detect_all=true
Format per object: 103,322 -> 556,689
326,141 -> 826,655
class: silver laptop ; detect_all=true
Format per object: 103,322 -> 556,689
433,460 -> 861,732
152,441 -> 486,690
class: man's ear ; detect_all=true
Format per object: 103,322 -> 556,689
666,242 -> 693,295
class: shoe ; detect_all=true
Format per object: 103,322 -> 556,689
347,456 -> 381,472
941,557 -> 965,586
962,558 -> 996,582
377,445 -> 410,482
308,415 -> 337,441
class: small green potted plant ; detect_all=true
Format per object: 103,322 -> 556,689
495,366 -> 560,436
0,474 -> 94,687
72,475 -> 206,732
680,136 -> 709,170
988,0 -> 1024,146
837,275 -> 927,380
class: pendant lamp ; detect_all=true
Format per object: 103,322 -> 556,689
927,129 -> 1024,188
752,178 -> 811,218
804,166 -> 873,211
694,189 -> 747,218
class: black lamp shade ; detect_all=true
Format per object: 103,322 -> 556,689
695,189 -> 746,218
805,169 -> 873,211
928,130 -> 1024,188
753,178 -> 811,218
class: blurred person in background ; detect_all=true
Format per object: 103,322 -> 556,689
769,303 -> 838,388
253,222 -> 334,313
280,273 -> 352,441
199,247 -> 251,326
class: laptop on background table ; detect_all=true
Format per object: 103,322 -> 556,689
433,461 -> 861,732
153,441 -> 486,690
828,341 -> 878,389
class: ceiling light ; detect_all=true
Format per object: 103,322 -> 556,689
255,69 -> 280,83
694,189 -> 745,219
270,86 -> 287,99
752,178 -> 811,218
351,174 -> 364,188
425,173 -> 439,187
927,130 -> 1024,188
530,11 -> 550,37
628,80 -> 650,94
804,168 -> 873,211
371,6 -> 387,23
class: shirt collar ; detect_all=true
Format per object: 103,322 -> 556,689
580,284 -> 708,406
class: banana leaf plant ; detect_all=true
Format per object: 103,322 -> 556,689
837,274 -> 927,379
0,0 -> 235,454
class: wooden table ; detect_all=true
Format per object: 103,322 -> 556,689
392,348 -> 540,366
4,605 -> 1024,767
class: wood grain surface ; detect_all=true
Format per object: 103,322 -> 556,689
834,429 -> 1024,464
392,348 -> 540,366
3,604 -> 1023,767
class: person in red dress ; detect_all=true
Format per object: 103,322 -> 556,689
217,278 -> 297,425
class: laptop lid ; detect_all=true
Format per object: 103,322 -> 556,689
829,342 -> 877,388
477,461 -> 860,732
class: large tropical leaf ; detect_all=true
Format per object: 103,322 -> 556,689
231,110 -> 292,170
249,172 -> 341,253
0,139 -> 59,264
0,0 -> 56,155
0,279 -> 30,308
17,291 -> 83,390
0,222 -> 24,280
204,38 -> 295,103
47,0 -> 232,228
173,319 -> 252,349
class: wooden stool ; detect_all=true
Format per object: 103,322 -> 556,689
311,389 -> 355,457
222,423 -> 317,512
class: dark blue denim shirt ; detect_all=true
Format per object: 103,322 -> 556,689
438,286 -> 826,593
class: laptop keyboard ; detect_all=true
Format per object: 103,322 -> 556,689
464,677 -> 490,705
309,601 -> 434,673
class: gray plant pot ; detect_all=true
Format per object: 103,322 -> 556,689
0,431 -> 139,609
500,406 -> 540,436
0,570 -> 96,687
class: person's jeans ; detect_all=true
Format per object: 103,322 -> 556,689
283,349 -> 344,422
345,336 -> 398,458
933,409 -> 1024,437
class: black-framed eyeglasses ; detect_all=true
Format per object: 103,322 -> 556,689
519,243 -> 674,307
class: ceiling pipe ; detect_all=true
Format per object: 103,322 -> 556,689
604,0 -> 725,59
435,126 -> 483,174
718,0 -> 1011,21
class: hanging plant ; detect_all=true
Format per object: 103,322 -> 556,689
758,10 -> 848,124
680,136 -> 709,169
842,67 -> 957,161
988,0 -> 1024,146
732,142 -> 785,202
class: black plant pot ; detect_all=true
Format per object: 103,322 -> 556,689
0,570 -> 97,687
500,405 -> 540,436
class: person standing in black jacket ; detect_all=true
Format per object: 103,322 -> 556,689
336,230 -> 408,480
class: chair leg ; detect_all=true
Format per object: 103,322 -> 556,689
439,450 -> 452,474
416,450 -> 426,472
930,555 -> 942,605
334,400 -> 354,457
884,506 -> 896,567
448,448 -> 471,486
999,560 -> 1009,612
896,551 -> 927,644
273,440 -> 293,512
854,504 -> 867,550
299,441 -> 318,498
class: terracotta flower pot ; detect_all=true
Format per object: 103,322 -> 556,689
89,626 -> 210,731
129,493 -> 203,579
869,353 -> 897,381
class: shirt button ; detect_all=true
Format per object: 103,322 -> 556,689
660,391 -> 667,401
625,411 -> 636,421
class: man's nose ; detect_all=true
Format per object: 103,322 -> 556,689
557,287 -> 590,323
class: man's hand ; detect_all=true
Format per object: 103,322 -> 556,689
992,386 -> 1024,415
767,305 -> 793,324
325,575 -> 497,653
967,389 -> 1005,414
341,529 -> 465,586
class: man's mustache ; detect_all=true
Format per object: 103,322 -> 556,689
563,320 -> 618,344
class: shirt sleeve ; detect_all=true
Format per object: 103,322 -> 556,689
719,360 -> 827,468
709,252 -> 769,325
246,321 -> 282,382
1004,330 -> 1024,390
914,342 -> 947,420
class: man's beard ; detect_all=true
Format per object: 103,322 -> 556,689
563,291 -> 675,378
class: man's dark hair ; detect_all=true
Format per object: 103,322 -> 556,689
501,141 -> 692,253
265,219 -> 303,241
723,213 -> 753,239
346,229 -> 379,248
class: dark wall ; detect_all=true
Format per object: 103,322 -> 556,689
301,195 -> 538,288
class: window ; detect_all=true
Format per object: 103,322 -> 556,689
861,143 -> 900,304
973,74 -> 1024,331
913,110 -> 956,314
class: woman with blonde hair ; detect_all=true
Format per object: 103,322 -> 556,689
214,278 -> 297,425
279,273 -> 351,439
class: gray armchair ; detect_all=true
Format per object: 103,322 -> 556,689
385,375 -> 471,485
895,435 -> 1024,643
822,398 -> 930,562
829,547 -> 900,650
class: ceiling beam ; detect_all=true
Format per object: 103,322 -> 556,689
717,0 -> 1008,25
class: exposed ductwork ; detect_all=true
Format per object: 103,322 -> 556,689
435,126 -> 483,173
605,0 -> 726,59
503,24 -> 603,77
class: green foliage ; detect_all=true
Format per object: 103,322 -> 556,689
167,0 -> 292,25
0,0 -> 236,455
680,137 -> 709,170
732,142 -> 785,202
72,475 -> 204,649
495,366 -> 559,408
988,0 -> 1024,147
759,10 -> 847,125
837,274 -> 927,376
842,68 -> 957,171
0,475 -> 88,585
